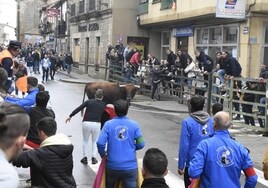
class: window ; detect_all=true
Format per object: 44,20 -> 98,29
196,25 -> 238,59
161,31 -> 170,59
197,28 -> 208,45
89,0 -> 96,11
263,25 -> 268,67
209,28 -> 222,44
79,0 -> 85,14
70,4 -> 75,16
161,0 -> 173,10
74,38 -> 80,46
162,32 -> 170,45
223,26 -> 237,44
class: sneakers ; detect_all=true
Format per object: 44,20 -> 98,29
221,93 -> 229,98
92,157 -> 98,164
80,157 -> 88,165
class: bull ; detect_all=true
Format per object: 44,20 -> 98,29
82,82 -> 140,105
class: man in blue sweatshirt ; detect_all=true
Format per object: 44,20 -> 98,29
188,111 -> 257,188
97,99 -> 145,188
178,95 -> 214,188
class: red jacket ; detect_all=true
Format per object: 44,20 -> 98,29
105,105 -> 116,119
129,52 -> 140,65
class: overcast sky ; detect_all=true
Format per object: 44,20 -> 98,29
0,0 -> 17,27
0,0 -> 17,40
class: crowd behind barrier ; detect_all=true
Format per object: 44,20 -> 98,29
108,61 -> 268,133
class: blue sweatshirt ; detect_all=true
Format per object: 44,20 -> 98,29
188,130 -> 258,188
5,88 -> 39,110
97,116 -> 145,170
178,111 -> 214,170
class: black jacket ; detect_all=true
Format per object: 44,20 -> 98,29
14,134 -> 76,188
260,69 -> 268,79
27,106 -> 55,144
141,178 -> 169,188
65,55 -> 73,65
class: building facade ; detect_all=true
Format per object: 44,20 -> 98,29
138,0 -> 268,78
17,0 -> 45,45
68,0 -> 147,79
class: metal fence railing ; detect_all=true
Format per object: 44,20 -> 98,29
108,64 -> 268,136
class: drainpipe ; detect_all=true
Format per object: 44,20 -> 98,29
247,17 -> 252,78
17,0 -> 20,41
66,0 -> 70,53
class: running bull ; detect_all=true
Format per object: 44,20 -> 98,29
82,82 -> 140,104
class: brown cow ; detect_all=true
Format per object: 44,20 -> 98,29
82,82 -> 140,105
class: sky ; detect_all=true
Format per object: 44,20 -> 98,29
0,0 -> 17,40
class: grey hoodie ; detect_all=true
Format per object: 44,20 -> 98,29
190,111 -> 211,125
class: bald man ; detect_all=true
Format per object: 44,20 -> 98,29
188,112 -> 257,188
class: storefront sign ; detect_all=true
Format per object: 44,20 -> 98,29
216,0 -> 245,19
78,25 -> 87,32
78,23 -> 99,32
172,26 -> 193,37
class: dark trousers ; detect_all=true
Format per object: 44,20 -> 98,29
183,167 -> 191,188
50,67 -> 56,80
42,68 -> 49,82
258,97 -> 266,128
151,82 -> 160,100
130,62 -> 139,75
106,168 -> 137,188
242,104 -> 255,125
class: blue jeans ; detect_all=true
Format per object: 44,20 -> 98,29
67,64 -> 72,74
124,76 -> 137,84
217,69 -> 226,84
106,168 -> 137,188
34,61 -> 40,73
187,78 -> 194,90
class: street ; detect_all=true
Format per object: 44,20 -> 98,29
17,72 -> 268,188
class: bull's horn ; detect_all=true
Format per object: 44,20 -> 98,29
119,85 -> 126,87
134,85 -> 140,88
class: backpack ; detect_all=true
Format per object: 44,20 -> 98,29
234,58 -> 242,76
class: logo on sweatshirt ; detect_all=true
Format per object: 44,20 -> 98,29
199,124 -> 210,136
216,146 -> 234,167
115,126 -> 128,141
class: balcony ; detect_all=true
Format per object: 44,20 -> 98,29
138,2 -> 148,15
55,21 -> 66,37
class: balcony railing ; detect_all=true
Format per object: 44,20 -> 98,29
161,0 -> 173,10
138,2 -> 148,15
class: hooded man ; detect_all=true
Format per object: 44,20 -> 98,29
177,95 -> 214,188
13,117 -> 76,187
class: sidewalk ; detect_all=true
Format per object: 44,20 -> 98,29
58,69 -> 249,135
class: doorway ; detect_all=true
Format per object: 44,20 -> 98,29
177,37 -> 189,53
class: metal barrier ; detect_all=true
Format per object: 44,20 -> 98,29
108,61 -> 124,82
108,65 -> 268,136
211,76 -> 268,136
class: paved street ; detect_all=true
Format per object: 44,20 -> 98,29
16,69 -> 268,188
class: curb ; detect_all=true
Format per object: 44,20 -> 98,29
60,78 -> 88,84
131,102 -> 188,114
